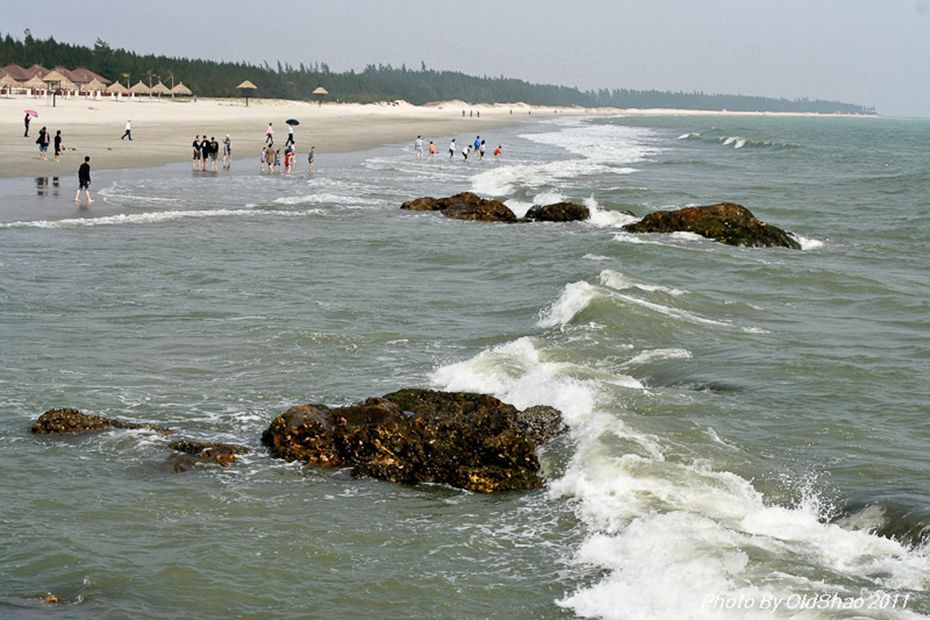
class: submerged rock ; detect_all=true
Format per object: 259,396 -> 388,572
262,388 -> 566,493
166,439 -> 249,469
401,192 -> 517,222
524,201 -> 590,222
30,407 -> 171,435
622,202 -> 800,249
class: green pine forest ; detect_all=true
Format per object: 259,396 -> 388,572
0,32 -> 876,114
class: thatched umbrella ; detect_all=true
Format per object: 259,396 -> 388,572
22,75 -> 48,93
171,81 -> 193,97
106,81 -> 130,97
150,81 -> 171,97
237,80 -> 257,106
312,86 -> 329,107
129,80 -> 152,96
83,78 -> 108,93
0,74 -> 20,92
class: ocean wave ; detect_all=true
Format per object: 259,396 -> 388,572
598,269 -> 686,296
0,208 -> 327,229
789,233 -> 826,251
272,193 -> 375,206
719,135 -> 801,150
537,281 -> 602,329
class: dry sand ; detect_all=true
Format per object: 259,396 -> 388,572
0,96 -> 553,178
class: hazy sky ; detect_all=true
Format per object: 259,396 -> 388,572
7,0 -> 930,116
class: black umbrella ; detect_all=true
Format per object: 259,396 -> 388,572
285,118 -> 300,126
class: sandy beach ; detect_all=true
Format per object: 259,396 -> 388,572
0,96 -> 551,178
1,95 -> 865,179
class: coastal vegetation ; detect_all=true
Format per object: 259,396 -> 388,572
0,31 -> 875,113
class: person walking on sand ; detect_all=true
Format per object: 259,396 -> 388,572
223,135 -> 232,169
209,136 -> 219,171
24,113 -> 31,137
36,126 -> 49,160
307,145 -> 315,173
74,156 -> 93,204
448,138 -> 456,159
265,123 -> 274,145
192,135 -> 201,170
53,130 -> 63,162
200,135 -> 210,171
121,119 -> 132,141
286,124 -> 295,146
414,135 -> 423,159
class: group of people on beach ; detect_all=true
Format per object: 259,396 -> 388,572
260,122 -> 315,174
31,124 -> 66,162
414,135 -> 502,161
191,135 -> 231,172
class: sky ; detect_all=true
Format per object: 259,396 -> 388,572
7,0 -> 930,116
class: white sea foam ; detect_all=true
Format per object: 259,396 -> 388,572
583,254 -> 610,262
0,208 -> 325,229
273,193 -> 373,206
584,196 -> 639,229
536,281 -> 601,329
790,233 -> 825,251
598,269 -> 686,296
623,348 -> 693,367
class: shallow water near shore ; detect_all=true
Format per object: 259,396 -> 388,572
1,115 -> 929,619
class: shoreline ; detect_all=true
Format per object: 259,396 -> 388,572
0,96 -> 876,179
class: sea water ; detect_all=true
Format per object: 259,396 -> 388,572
0,113 -> 928,619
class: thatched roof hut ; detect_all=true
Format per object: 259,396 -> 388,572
1,64 -> 30,81
171,81 -> 193,96
42,70 -> 77,91
129,80 -> 152,95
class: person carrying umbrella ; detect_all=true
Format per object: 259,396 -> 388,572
24,109 -> 37,137
285,118 -> 298,146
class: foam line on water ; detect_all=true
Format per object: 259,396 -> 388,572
0,208 -> 326,229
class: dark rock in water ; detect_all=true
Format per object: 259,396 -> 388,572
524,201 -> 591,222
31,407 -> 171,435
401,192 -> 517,222
166,439 -> 249,469
622,202 -> 801,249
436,192 -> 517,222
400,196 -> 441,211
262,388 -> 566,493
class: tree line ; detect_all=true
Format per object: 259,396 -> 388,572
0,32 -> 875,114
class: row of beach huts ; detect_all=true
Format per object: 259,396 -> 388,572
0,63 -> 193,98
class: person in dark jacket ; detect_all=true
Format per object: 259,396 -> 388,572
74,156 -> 93,204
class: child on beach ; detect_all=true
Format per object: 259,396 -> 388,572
462,145 -> 471,160
284,144 -> 294,174
494,145 -> 503,159
273,148 -> 281,173
54,130 -> 63,162
428,140 -> 436,160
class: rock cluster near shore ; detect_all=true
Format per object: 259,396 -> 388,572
31,407 -> 249,469
30,389 -> 566,492
262,388 -> 566,493
622,202 -> 800,249
401,192 -> 590,223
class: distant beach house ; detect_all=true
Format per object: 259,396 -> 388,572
0,64 -> 194,99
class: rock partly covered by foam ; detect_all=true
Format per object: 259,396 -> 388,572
402,192 -> 517,222
166,439 -> 249,470
261,388 -> 566,492
524,201 -> 591,222
622,202 -> 800,249
31,407 -> 171,435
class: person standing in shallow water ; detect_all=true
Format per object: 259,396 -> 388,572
74,156 -> 93,204
307,145 -> 315,173
223,135 -> 232,169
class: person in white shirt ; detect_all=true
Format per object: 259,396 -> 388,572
121,120 -> 132,141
